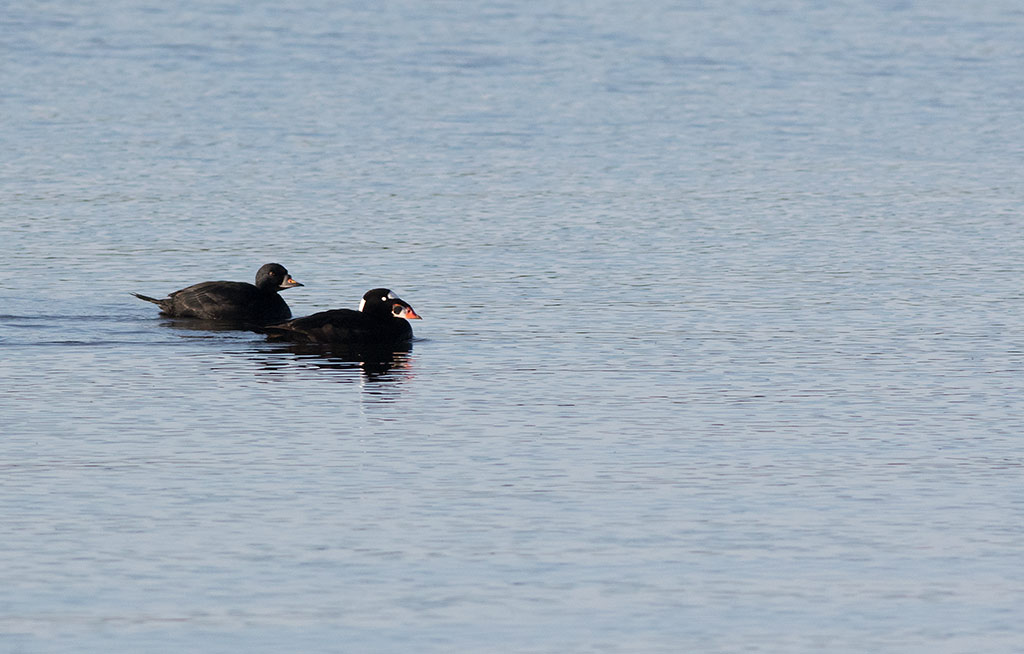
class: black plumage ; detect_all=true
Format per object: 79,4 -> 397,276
264,288 -> 421,346
133,263 -> 303,323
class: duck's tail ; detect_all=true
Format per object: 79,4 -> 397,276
134,292 -> 174,313
132,292 -> 164,306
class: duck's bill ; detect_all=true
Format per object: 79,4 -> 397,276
280,276 -> 304,289
398,306 -> 422,320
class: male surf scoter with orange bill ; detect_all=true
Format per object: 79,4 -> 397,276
263,288 -> 421,346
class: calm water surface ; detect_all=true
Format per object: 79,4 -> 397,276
3,1 -> 1024,652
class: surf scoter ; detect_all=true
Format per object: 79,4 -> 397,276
133,263 -> 303,323
263,288 -> 421,346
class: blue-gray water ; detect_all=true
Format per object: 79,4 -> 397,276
3,1 -> 1024,652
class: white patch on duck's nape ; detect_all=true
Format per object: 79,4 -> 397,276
360,291 -> 395,311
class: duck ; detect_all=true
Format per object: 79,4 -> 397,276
133,263 -> 303,323
263,288 -> 421,346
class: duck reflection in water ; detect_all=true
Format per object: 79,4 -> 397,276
247,341 -> 416,387
160,317 -> 265,335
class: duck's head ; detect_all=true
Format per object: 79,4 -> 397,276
256,263 -> 303,292
358,288 -> 422,320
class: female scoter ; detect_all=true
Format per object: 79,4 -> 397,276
263,288 -> 421,346
133,263 -> 303,323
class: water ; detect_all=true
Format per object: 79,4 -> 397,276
3,1 -> 1024,651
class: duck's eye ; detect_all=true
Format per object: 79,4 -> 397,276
381,296 -> 388,302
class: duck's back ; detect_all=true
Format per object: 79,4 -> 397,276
266,308 -> 412,344
166,281 -> 291,322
